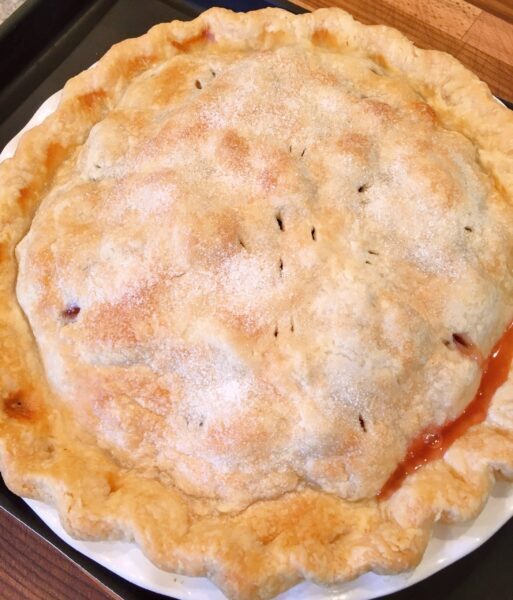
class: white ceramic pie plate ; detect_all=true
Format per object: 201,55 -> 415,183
2,91 -> 513,600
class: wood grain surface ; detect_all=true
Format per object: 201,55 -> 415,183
0,507 -> 119,600
1,1 -> 512,600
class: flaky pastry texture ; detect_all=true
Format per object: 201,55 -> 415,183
2,7 -> 513,599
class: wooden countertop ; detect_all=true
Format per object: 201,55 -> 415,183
1,1 -> 512,599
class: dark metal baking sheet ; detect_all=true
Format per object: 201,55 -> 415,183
1,0 -> 512,598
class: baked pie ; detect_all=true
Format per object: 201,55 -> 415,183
1,6 -> 513,599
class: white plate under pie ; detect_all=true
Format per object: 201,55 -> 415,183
2,90 -> 513,600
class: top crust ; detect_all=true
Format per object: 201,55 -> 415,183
1,8 -> 513,600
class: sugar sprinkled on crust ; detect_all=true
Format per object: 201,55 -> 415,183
15,40 -> 513,507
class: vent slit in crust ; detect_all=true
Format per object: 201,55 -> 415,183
358,414 -> 367,432
452,333 -> 483,365
61,304 -> 81,322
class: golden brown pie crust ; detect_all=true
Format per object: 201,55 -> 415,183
2,7 -> 513,599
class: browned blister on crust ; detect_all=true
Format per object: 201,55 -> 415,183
1,8 -> 513,599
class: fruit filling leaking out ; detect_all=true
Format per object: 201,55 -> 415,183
379,322 -> 513,500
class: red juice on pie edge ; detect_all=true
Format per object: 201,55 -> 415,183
379,322 -> 513,500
